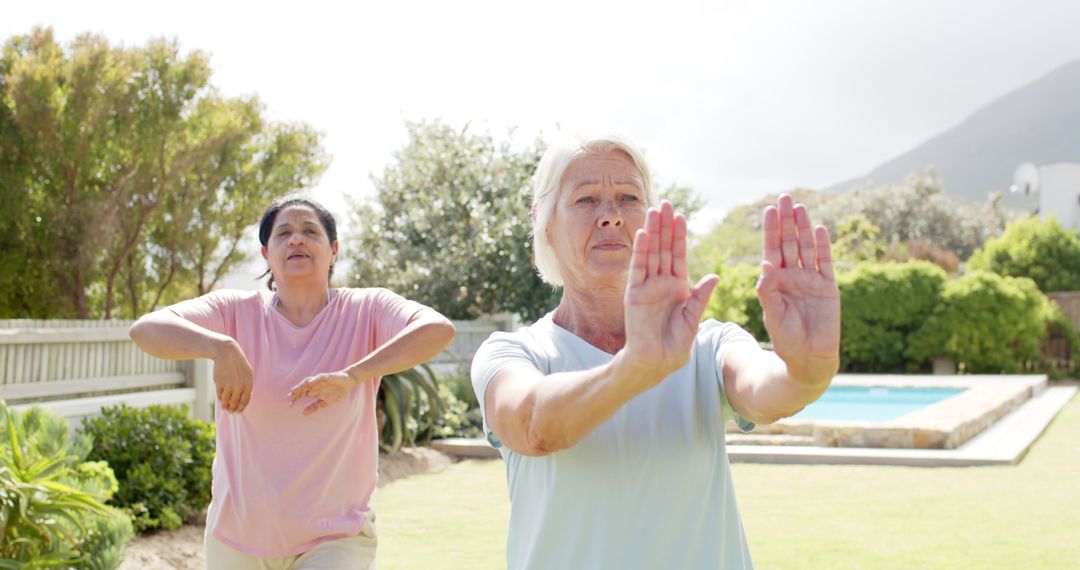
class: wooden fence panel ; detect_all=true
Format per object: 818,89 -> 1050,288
0,320 -> 196,426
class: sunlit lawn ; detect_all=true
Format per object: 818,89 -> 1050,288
374,392 -> 1079,569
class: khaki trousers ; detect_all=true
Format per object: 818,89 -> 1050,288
204,518 -> 377,570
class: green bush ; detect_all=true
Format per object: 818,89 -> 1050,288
60,460 -> 135,570
0,403 -> 129,569
81,404 -> 215,533
833,214 -> 887,263
702,255 -> 1073,374
907,271 -> 1054,373
704,263 -> 767,340
432,379 -> 483,440
836,261 -> 948,371
72,505 -> 134,570
442,373 -> 478,410
967,215 -> 1080,293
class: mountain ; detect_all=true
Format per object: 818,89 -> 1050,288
826,59 -> 1080,206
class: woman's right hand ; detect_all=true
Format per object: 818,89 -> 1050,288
622,201 -> 719,385
212,339 -> 254,413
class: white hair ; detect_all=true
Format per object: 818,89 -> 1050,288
531,133 -> 657,286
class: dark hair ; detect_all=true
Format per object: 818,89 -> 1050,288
257,197 -> 339,291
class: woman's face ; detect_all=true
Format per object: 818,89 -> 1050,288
261,205 -> 338,287
547,150 -> 648,290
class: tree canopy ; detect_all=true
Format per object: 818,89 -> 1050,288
967,215 -> 1080,293
348,121 -> 705,321
347,120 -> 558,321
693,171 -> 1020,275
0,28 -> 327,318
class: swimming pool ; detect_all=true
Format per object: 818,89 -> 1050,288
794,386 -> 966,422
730,375 -> 1045,450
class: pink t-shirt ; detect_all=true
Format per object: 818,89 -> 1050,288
169,287 -> 423,557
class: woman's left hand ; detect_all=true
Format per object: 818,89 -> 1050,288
757,194 -> 841,385
287,371 -> 360,415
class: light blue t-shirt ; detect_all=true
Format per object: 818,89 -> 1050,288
471,316 -> 759,570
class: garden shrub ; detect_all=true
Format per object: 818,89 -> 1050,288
704,263 -> 767,341
701,254 -> 1071,374
907,271 -> 1053,372
0,403 -> 131,568
61,460 -> 135,570
967,215 -> 1080,293
432,378 -> 483,440
81,404 -> 215,533
836,261 -> 948,371
442,373 -> 478,410
73,506 -> 135,570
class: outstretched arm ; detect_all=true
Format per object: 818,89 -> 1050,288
287,308 -> 456,415
723,194 -> 841,424
483,201 -> 718,456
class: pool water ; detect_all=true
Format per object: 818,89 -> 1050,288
794,386 -> 967,422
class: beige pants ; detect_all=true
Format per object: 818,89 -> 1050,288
204,518 -> 377,570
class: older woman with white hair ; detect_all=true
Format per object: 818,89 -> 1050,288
471,134 -> 841,569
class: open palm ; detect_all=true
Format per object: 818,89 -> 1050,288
623,202 -> 718,378
757,195 -> 841,382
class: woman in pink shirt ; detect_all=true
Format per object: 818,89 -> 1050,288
129,197 -> 455,569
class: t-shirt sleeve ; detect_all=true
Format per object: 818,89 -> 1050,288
470,332 -> 542,449
167,289 -> 240,335
368,288 -> 427,346
700,319 -> 761,433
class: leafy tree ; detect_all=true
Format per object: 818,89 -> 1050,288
659,183 -> 706,222
348,122 -> 708,321
348,120 -> 558,321
691,188 -> 824,271
833,214 -> 886,263
814,170 -> 1016,260
0,27 -> 326,319
967,215 -> 1080,293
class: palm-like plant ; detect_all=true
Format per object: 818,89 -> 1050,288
377,364 -> 445,453
0,403 -> 111,568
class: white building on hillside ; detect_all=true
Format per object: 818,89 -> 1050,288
1012,162 -> 1080,231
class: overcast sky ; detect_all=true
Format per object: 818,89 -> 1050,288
6,0 -> 1080,286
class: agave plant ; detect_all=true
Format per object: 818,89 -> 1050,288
0,403 -> 111,568
377,364 -> 445,453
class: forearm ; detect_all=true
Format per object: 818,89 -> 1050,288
726,349 -> 837,425
497,351 -> 661,455
344,310 -> 455,381
129,310 -> 232,360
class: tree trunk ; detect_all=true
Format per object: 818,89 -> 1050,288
204,236 -> 243,293
126,254 -> 141,318
73,270 -> 90,319
150,254 -> 178,310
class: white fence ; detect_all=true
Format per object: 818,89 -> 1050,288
428,313 -> 517,376
0,314 -> 517,428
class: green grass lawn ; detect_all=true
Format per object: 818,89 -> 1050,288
374,392 -> 1079,569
